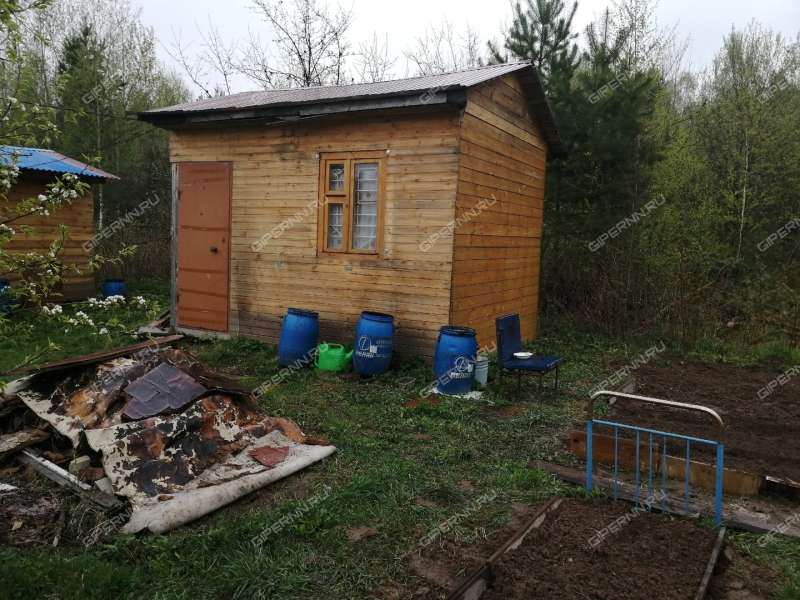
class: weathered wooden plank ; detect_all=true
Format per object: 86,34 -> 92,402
449,75 -> 546,344
2,184 -> 95,301
565,429 -> 762,497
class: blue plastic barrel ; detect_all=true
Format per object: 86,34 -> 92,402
278,308 -> 319,367
353,311 -> 394,376
102,278 -> 128,298
0,279 -> 11,315
434,326 -> 478,395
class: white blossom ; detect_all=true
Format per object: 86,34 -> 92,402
42,304 -> 63,316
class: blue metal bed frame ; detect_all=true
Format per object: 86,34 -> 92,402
585,391 -> 726,526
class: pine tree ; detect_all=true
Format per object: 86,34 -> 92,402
488,0 -> 580,94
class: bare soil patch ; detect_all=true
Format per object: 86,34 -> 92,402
608,360 -> 800,481
484,499 -> 716,600
403,499 -> 773,600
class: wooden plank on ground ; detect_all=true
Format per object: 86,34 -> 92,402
565,429 -> 763,496
4,335 -> 184,376
534,460 -> 800,538
18,450 -> 122,509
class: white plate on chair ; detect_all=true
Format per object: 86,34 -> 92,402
514,352 -> 533,359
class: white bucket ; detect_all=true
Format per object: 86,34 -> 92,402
474,354 -> 489,388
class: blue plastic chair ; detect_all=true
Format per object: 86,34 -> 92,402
495,314 -> 563,393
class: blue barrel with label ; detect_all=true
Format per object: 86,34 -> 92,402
101,278 -> 128,298
0,279 -> 11,315
434,326 -> 478,395
278,308 -> 320,367
353,311 -> 394,376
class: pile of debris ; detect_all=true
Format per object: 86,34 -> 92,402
0,337 -> 335,546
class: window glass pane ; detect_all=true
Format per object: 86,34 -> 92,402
352,163 -> 378,251
327,203 -> 344,249
328,163 -> 345,192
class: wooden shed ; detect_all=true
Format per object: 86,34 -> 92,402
0,146 -> 118,300
139,61 -> 560,356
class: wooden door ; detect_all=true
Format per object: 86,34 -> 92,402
176,162 -> 231,332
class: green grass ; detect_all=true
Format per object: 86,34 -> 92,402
0,280 -> 168,379
0,314 -> 798,598
730,530 -> 800,600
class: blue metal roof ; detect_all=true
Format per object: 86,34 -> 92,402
0,145 -> 118,181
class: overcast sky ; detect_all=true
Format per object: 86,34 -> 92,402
134,0 -> 800,94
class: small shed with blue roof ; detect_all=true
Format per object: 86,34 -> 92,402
0,145 -> 118,300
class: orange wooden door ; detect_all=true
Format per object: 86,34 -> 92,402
176,162 -> 231,332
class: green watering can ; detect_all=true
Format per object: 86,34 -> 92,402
315,343 -> 353,372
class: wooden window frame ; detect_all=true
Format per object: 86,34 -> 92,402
318,151 -> 385,257
325,161 -> 347,196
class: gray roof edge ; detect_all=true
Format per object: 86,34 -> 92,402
138,62 -> 562,152
137,86 -> 453,119
137,90 -> 459,130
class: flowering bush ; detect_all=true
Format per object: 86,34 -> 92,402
39,293 -> 159,336
41,304 -> 62,316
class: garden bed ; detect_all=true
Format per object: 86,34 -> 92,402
450,498 -> 721,600
607,360 -> 800,482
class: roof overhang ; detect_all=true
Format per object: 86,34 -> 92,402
514,66 -> 562,156
137,63 -> 562,154
0,145 -> 119,182
14,167 -> 117,183
137,89 -> 465,130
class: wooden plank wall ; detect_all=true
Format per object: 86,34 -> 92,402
169,110 -> 461,356
450,74 -> 547,348
1,177 -> 94,300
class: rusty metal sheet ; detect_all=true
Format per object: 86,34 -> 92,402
249,446 -> 290,467
123,363 -> 206,419
84,395 -> 335,533
17,355 -> 161,445
88,395 -> 296,497
6,347 -> 336,534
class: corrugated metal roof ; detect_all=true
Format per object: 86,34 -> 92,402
143,62 -> 533,115
0,145 -> 118,181
139,61 -> 562,152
